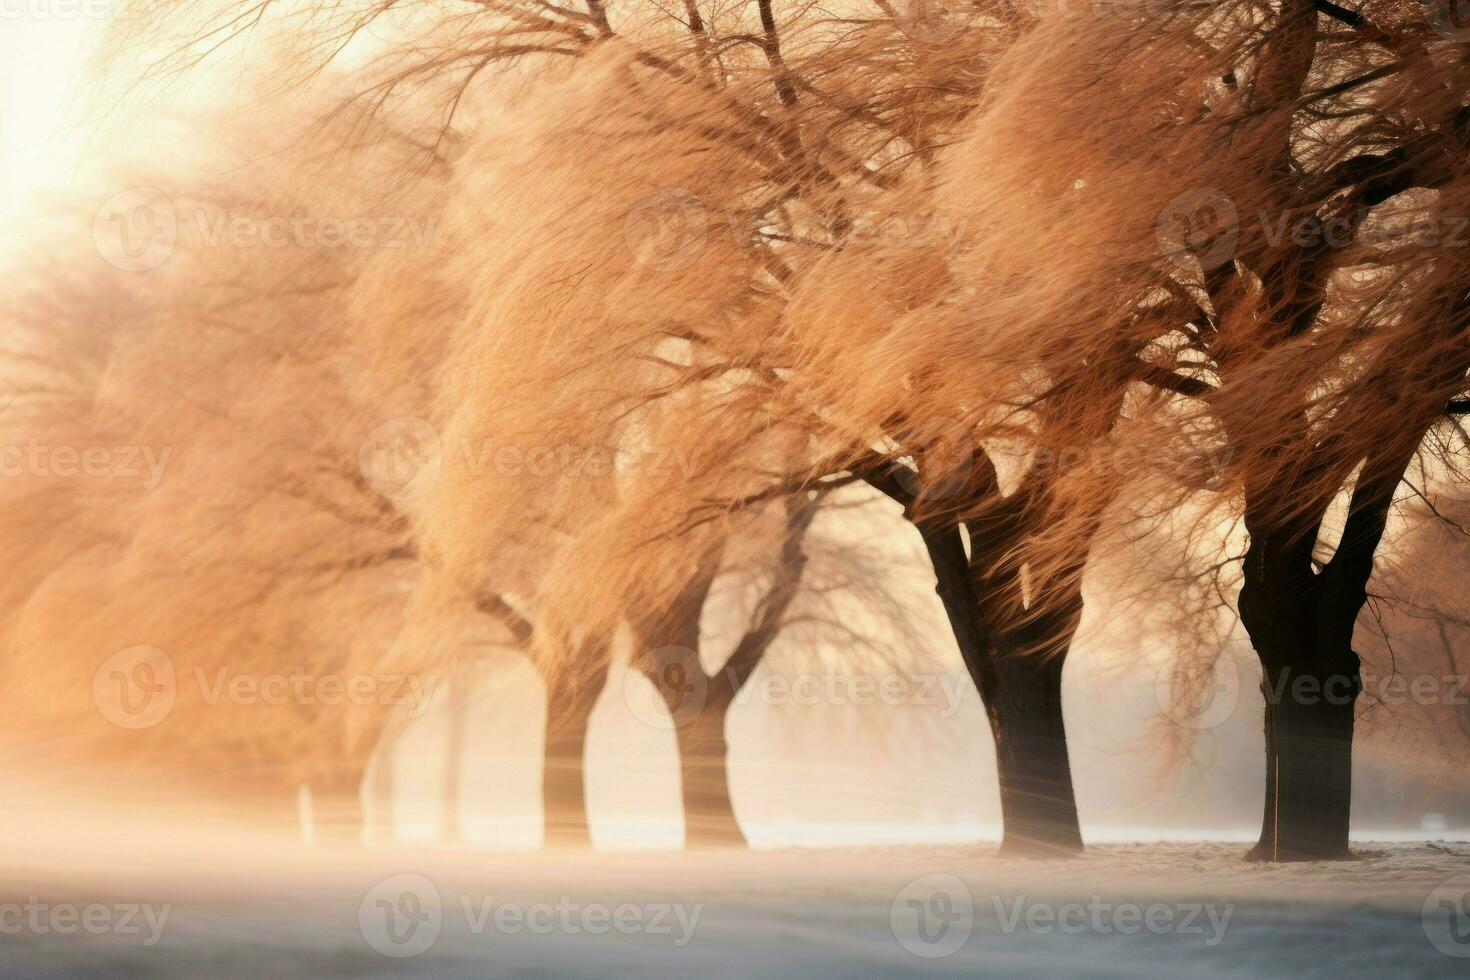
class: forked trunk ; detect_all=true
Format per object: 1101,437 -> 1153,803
1237,522 -> 1364,862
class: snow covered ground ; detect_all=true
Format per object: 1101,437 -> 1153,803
2,827 -> 1469,978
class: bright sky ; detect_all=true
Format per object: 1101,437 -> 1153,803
0,13 -> 99,220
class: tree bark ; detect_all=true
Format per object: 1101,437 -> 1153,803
674,692 -> 745,847
637,618 -> 747,848
1237,520 -> 1364,861
1248,659 -> 1360,861
985,648 -> 1084,857
912,513 -> 1085,858
542,665 -> 606,848
1232,434 -> 1395,862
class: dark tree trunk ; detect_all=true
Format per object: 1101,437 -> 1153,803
1238,526 -> 1363,862
673,690 -> 745,847
1232,437 -> 1395,863
542,665 -> 606,848
914,514 -> 1086,858
1248,659 -> 1360,861
985,648 -> 1084,857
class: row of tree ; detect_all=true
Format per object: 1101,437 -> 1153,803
0,0 -> 1466,860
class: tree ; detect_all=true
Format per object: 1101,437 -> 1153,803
627,494 -> 815,846
902,0 -> 1470,858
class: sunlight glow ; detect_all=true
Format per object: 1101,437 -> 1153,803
0,16 -> 96,222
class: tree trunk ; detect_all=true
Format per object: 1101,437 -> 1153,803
441,674 -> 467,845
917,519 -> 1085,858
1247,659 -> 1360,861
311,766 -> 366,845
674,693 -> 745,847
542,666 -> 606,848
984,650 -> 1084,857
1237,522 -> 1363,862
368,747 -> 396,845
